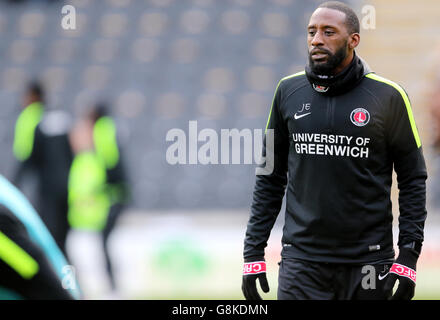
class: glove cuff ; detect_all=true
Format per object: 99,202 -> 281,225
243,261 -> 266,275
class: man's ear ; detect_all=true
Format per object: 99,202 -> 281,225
348,33 -> 360,50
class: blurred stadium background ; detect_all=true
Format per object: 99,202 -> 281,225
1,0 -> 440,299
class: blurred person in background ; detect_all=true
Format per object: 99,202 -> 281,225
428,44 -> 440,210
13,80 -> 73,258
242,1 -> 427,300
0,174 -> 80,299
68,103 -> 129,294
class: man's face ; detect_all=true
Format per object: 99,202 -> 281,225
307,8 -> 352,75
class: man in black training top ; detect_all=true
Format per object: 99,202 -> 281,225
242,1 -> 427,300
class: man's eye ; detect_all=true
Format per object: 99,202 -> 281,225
325,31 -> 334,36
308,31 -> 316,36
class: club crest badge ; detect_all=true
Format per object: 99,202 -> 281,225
312,84 -> 329,93
350,108 -> 370,127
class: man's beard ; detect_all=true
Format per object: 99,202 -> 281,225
308,42 -> 348,76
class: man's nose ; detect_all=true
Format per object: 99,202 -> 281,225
311,31 -> 324,47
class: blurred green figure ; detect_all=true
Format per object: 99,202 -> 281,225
12,81 -> 73,258
13,82 -> 44,163
68,103 -> 129,292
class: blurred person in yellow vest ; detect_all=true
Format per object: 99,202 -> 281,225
428,43 -> 440,210
13,81 -> 44,164
68,103 -> 129,293
12,81 -> 73,259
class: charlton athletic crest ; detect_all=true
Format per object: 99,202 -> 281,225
350,108 -> 370,127
312,84 -> 329,93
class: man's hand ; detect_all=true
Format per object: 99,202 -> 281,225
384,248 -> 418,300
242,259 -> 269,300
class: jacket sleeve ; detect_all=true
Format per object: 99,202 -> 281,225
0,206 -> 74,300
385,86 -> 427,253
243,80 -> 290,260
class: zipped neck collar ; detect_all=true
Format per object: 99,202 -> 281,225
305,51 -> 371,96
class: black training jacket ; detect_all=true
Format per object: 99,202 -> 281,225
244,53 -> 427,264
